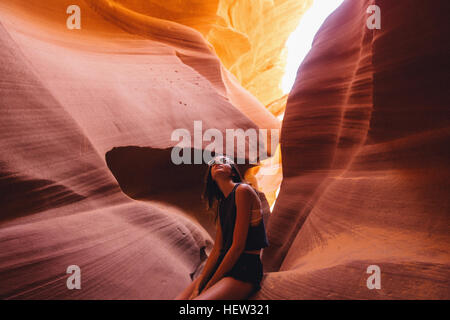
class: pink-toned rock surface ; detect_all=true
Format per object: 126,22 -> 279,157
259,0 -> 450,299
0,0 -> 278,299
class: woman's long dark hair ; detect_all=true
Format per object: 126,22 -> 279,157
201,160 -> 248,223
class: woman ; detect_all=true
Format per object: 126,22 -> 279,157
175,155 -> 269,300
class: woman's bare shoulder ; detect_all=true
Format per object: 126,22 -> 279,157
236,183 -> 260,202
236,182 -> 254,193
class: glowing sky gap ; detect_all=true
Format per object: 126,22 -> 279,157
281,0 -> 345,94
270,0 -> 344,211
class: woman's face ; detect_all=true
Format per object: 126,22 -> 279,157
210,163 -> 233,181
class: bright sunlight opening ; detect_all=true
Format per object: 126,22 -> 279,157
281,0 -> 345,94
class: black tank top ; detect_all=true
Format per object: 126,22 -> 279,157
218,182 -> 269,254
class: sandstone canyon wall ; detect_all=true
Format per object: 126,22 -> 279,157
259,0 -> 449,299
0,0 -> 286,299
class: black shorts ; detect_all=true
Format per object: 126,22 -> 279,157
209,251 -> 264,293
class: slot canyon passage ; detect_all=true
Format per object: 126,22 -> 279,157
0,0 -> 449,299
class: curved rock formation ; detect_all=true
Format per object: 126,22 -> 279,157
259,0 -> 450,299
0,0 -> 281,299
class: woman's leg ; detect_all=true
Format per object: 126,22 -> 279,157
193,277 -> 255,300
174,279 -> 198,300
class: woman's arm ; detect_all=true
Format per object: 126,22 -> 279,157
201,184 -> 253,290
